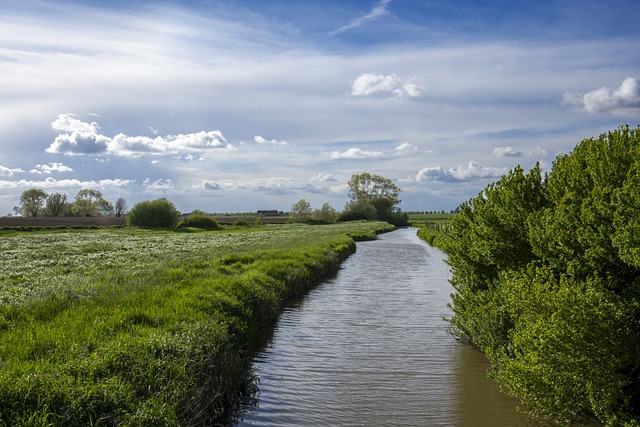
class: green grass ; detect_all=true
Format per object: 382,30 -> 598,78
409,213 -> 454,251
0,222 -> 393,426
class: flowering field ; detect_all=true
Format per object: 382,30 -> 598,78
0,222 -> 393,425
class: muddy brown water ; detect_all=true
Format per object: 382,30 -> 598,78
233,227 -> 526,426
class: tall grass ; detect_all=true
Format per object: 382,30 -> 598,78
0,222 -> 393,425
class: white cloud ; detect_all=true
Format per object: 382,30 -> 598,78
563,77 -> 640,115
30,162 -> 74,174
493,146 -> 524,157
330,147 -> 384,159
330,0 -> 392,36
142,178 -> 174,193
310,173 -> 337,182
351,73 -> 423,98
47,131 -> 110,155
0,177 -> 133,190
254,135 -> 288,146
416,161 -> 508,183
0,165 -> 25,176
51,114 -> 99,133
47,116 -> 233,157
394,142 -> 418,154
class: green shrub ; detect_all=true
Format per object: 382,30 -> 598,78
233,219 -> 249,226
178,214 -> 221,230
127,199 -> 180,228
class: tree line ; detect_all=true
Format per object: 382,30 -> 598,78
446,125 -> 640,426
13,188 -> 126,218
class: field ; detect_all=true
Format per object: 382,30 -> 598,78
0,222 -> 393,426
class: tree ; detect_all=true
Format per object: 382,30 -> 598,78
15,188 -> 48,217
115,197 -> 127,217
290,199 -> 312,223
45,193 -> 67,217
313,202 -> 338,223
73,189 -> 113,217
126,198 -> 180,228
347,172 -> 401,205
342,173 -> 407,225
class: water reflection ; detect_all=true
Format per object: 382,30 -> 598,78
235,228 -> 523,426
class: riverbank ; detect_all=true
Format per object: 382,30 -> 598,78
0,222 -> 393,425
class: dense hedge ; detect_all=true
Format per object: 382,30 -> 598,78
447,125 -> 640,426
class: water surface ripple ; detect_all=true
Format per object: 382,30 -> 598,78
235,227 -> 523,426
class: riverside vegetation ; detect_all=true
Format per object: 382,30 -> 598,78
446,125 -> 640,426
0,221 -> 393,425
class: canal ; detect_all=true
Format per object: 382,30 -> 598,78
233,227 -> 524,426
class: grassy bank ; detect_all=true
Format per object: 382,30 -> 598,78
410,213 -> 453,252
0,222 -> 393,426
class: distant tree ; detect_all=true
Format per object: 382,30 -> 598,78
114,197 -> 127,217
290,199 -> 312,223
15,188 -> 48,217
73,189 -> 114,216
313,202 -> 338,223
45,193 -> 68,217
127,198 -> 180,228
341,173 -> 407,225
347,172 -> 401,205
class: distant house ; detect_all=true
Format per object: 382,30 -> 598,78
256,210 -> 285,217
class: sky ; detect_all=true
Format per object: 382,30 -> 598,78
1,0 -> 639,215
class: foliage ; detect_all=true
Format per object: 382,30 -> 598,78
290,199 -> 312,223
312,202 -> 338,224
347,172 -> 401,205
126,198 -> 181,228
341,173 -> 407,226
73,189 -> 114,217
177,213 -> 221,230
0,222 -> 391,425
15,188 -> 48,217
45,193 -> 67,217
446,125 -> 640,425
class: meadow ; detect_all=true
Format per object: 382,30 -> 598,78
0,222 -> 393,426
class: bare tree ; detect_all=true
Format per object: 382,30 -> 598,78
115,197 -> 127,217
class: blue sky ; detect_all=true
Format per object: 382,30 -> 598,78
1,0 -> 639,215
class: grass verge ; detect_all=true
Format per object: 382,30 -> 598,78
0,222 -> 393,426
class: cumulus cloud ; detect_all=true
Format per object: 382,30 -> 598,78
142,178 -> 174,192
330,0 -> 392,36
416,161 -> 508,183
493,146 -> 524,157
0,165 -> 25,176
47,116 -> 234,157
330,147 -> 384,159
563,77 -> 640,115
351,73 -> 423,98
31,162 -> 73,174
310,173 -> 337,182
254,136 -> 288,146
51,114 -> 99,133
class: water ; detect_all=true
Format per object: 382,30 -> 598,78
234,228 -> 524,426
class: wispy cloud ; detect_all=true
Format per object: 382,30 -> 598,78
330,0 -> 392,36
563,77 -> 640,115
0,177 -> 132,190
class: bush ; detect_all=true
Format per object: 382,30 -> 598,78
233,219 -> 249,226
178,214 -> 221,230
127,199 -> 180,228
